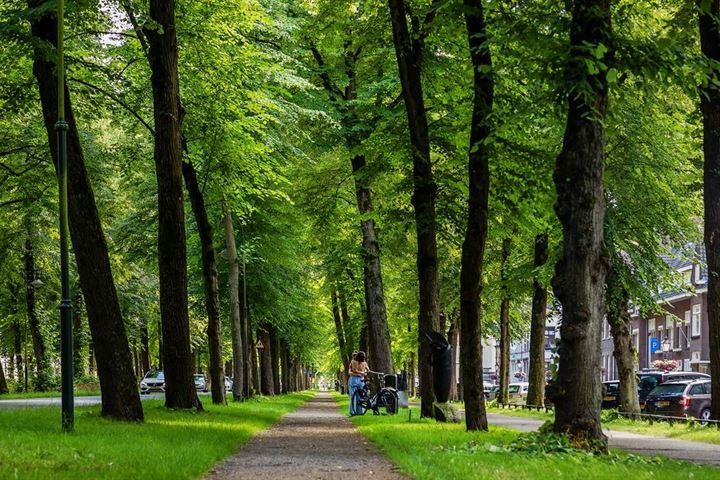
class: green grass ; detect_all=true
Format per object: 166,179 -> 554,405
0,389 -> 101,400
487,404 -> 720,445
338,395 -> 720,479
0,391 -> 313,479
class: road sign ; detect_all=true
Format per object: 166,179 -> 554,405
650,337 -> 660,353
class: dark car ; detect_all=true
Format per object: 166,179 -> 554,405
638,370 -> 710,408
602,381 -> 621,409
644,379 -> 712,421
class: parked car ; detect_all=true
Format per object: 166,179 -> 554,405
483,382 -> 495,400
644,379 -> 712,421
194,374 -> 208,392
602,378 -> 643,409
140,371 -> 165,394
225,376 -> 233,392
508,382 -> 529,405
486,385 -> 500,401
638,370 -> 710,409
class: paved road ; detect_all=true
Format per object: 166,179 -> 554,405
0,393 -> 166,410
205,392 -> 406,479
487,412 -> 720,466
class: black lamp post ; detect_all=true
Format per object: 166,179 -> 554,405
56,0 -> 74,433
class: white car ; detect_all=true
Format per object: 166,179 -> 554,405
508,382 -> 529,405
194,374 -> 208,392
140,371 -> 165,394
225,376 -> 233,392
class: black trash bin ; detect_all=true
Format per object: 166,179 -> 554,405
384,374 -> 397,389
425,331 -> 452,403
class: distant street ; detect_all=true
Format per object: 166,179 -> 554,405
0,393 -> 167,410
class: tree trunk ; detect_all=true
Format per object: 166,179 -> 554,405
223,206 -> 244,402
331,289 -> 351,374
9,282 -> 22,384
526,234 -> 548,406
140,318 -> 150,374
700,0 -> 720,421
240,261 -> 250,399
72,290 -> 85,378
459,0 -> 493,431
498,238 -> 512,405
182,161 -> 225,405
249,305 -> 260,395
24,222 -> 48,391
259,328 -> 274,395
0,354 -> 8,394
607,267 -> 640,414
28,0 -> 144,420
143,0 -> 199,411
270,326 -> 281,394
281,340 -> 290,394
549,0 -> 611,448
288,356 -> 297,393
448,317 -> 459,402
388,0 -> 441,418
409,351 -> 416,398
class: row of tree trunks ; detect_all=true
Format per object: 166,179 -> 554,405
459,0 -> 493,431
549,0 -> 611,449
699,0 -> 720,421
28,0 -> 144,420
144,0 -> 199,410
388,0 -> 441,418
182,160 -> 225,405
526,234 -> 548,406
223,206 -> 244,402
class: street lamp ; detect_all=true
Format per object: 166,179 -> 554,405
56,0 -> 74,433
661,336 -> 671,361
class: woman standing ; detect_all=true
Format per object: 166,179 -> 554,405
348,351 -> 368,415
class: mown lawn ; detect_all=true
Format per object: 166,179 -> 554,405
338,395 -> 720,479
487,404 -> 720,445
0,391 -> 312,479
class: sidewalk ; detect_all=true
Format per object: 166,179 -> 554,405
486,412 -> 720,466
205,392 -> 407,479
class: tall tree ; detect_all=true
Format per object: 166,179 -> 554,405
144,0 -> 199,410
26,0 -> 144,420
459,0 -> 493,431
223,206 -> 244,401
497,238 -> 511,405
526,234 -> 548,406
387,0 -> 442,418
700,0 -> 720,421
23,223 -> 48,390
549,0 -> 611,448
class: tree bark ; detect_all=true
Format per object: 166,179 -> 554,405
259,328 -> 274,395
607,267 -> 640,414
459,0 -> 493,431
9,282 -> 22,385
249,304 -> 260,395
281,340 -> 290,394
388,0 -> 441,418
182,161 -> 225,405
700,0 -> 720,421
526,234 -> 548,406
447,316 -> 459,402
549,0 -> 611,448
28,0 -> 144,419
143,0 -> 199,410
270,326 -> 281,394
0,351 -> 7,394
331,289 -> 351,375
223,206 -> 244,401
72,290 -> 85,378
498,238 -> 512,404
240,262 -> 250,398
140,318 -> 150,374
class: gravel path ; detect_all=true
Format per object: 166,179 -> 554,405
205,391 -> 407,479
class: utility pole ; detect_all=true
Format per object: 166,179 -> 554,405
56,0 -> 74,433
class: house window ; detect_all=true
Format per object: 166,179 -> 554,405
682,268 -> 692,285
648,318 -> 656,333
684,311 -> 691,348
692,304 -> 701,337
674,321 -> 681,349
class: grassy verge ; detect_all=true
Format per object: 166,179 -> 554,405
0,389 -> 101,400
337,395 -> 720,479
487,405 -> 720,445
0,391 -> 313,479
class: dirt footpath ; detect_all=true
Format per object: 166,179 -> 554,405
205,391 -> 407,479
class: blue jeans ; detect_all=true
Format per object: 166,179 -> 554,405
348,376 -> 364,415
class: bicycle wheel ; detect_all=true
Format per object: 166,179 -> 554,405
379,388 -> 399,415
351,389 -> 369,416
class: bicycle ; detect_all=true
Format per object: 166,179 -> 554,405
351,371 -> 399,416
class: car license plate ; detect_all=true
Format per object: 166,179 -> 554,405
603,396 -> 615,401
655,401 -> 670,408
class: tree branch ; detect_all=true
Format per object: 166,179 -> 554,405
308,42 -> 345,100
69,77 -> 155,135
